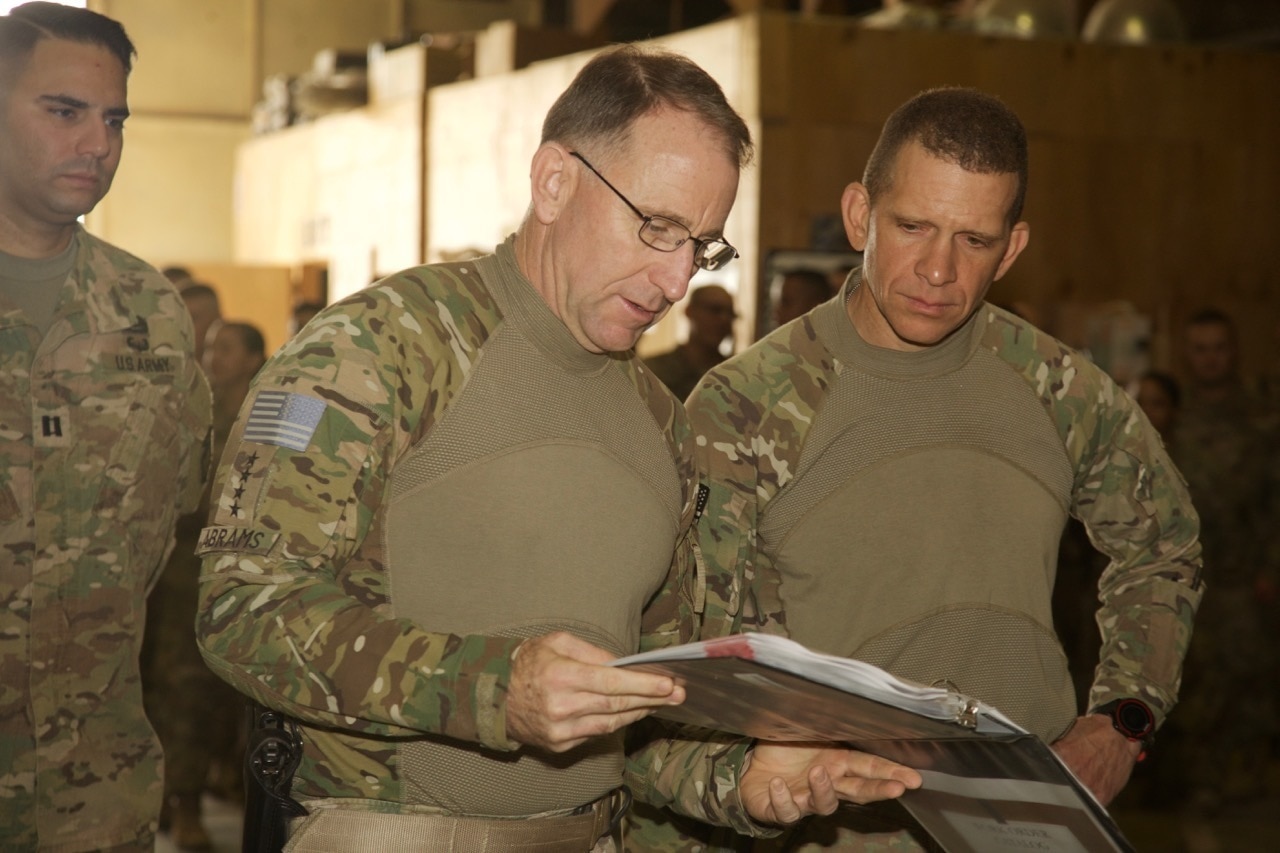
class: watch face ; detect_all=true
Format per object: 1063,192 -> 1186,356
1115,698 -> 1155,738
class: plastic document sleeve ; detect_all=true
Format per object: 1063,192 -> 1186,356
614,633 -> 1133,853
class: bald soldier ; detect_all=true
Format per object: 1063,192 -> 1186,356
196,45 -> 918,851
644,283 -> 739,401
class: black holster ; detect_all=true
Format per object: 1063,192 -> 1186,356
242,702 -> 308,853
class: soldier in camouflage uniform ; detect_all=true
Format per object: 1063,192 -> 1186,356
195,46 -> 917,852
643,284 -> 738,401
0,4 -> 212,850
1144,311 -> 1277,814
143,321 -> 265,848
628,88 -> 1203,851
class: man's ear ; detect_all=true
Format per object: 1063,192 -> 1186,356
841,182 -> 872,252
994,222 -> 1030,282
529,143 -> 575,225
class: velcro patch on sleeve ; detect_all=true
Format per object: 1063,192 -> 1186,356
213,443 -> 277,526
195,525 -> 281,556
243,390 -> 327,452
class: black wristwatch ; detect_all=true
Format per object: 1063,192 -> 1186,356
1092,698 -> 1156,759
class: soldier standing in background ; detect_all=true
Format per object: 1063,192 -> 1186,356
143,319 -> 267,849
178,280 -> 222,371
1146,310 -> 1278,821
287,298 -> 324,339
644,283 -> 738,400
0,4 -> 212,850
772,269 -> 833,328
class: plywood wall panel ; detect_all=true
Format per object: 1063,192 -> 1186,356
233,124 -> 321,266
313,98 -> 424,299
758,12 -> 1279,366
85,116 -> 249,265
233,99 -> 423,302
183,263 -> 295,358
260,0 -> 402,79
97,0 -> 257,117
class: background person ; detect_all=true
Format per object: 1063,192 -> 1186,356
162,264 -> 193,286
1135,369 -> 1181,438
1141,311 -> 1277,822
644,283 -> 738,400
772,268 -> 833,327
288,298 -> 324,338
178,280 -> 221,370
143,321 -> 267,849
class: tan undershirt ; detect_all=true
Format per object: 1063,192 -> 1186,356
759,300 -> 1079,742
371,249 -> 684,816
0,234 -> 76,336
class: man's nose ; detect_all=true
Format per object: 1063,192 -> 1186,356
77,120 -> 111,159
653,243 -> 697,304
916,238 -> 957,286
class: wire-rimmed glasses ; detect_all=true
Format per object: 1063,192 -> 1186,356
569,151 -> 739,272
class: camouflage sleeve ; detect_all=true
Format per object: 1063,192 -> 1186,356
196,283 -> 523,749
625,718 -> 760,835
689,325 -> 832,638
1070,369 -> 1204,726
623,527 -> 763,835
175,330 -> 213,519
146,278 -> 213,593
628,359 -> 704,655
622,365 -> 791,837
625,569 -> 763,836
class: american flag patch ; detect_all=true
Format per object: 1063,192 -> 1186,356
243,390 -> 327,452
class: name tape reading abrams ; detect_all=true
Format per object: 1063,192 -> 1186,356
196,525 -> 281,557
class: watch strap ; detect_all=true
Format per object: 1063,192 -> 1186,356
1091,698 -> 1156,759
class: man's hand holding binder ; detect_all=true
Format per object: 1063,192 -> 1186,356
739,743 -> 924,824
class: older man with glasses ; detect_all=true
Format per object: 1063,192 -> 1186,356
196,44 -> 918,852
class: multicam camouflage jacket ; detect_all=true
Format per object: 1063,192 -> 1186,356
687,292 -> 1203,728
626,289 -> 1204,850
0,227 -> 212,851
195,238 -> 757,829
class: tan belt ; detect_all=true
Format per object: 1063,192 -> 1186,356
285,789 -> 629,853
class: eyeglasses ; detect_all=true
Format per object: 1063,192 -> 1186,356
569,151 -> 739,272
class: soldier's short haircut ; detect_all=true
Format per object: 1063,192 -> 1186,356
688,284 -> 732,308
541,44 -> 753,170
863,87 -> 1028,227
1186,306 -> 1236,332
0,2 -> 135,82
1140,370 -> 1182,410
180,282 -> 221,310
783,269 -> 833,303
221,321 -> 267,361
162,265 -> 194,284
